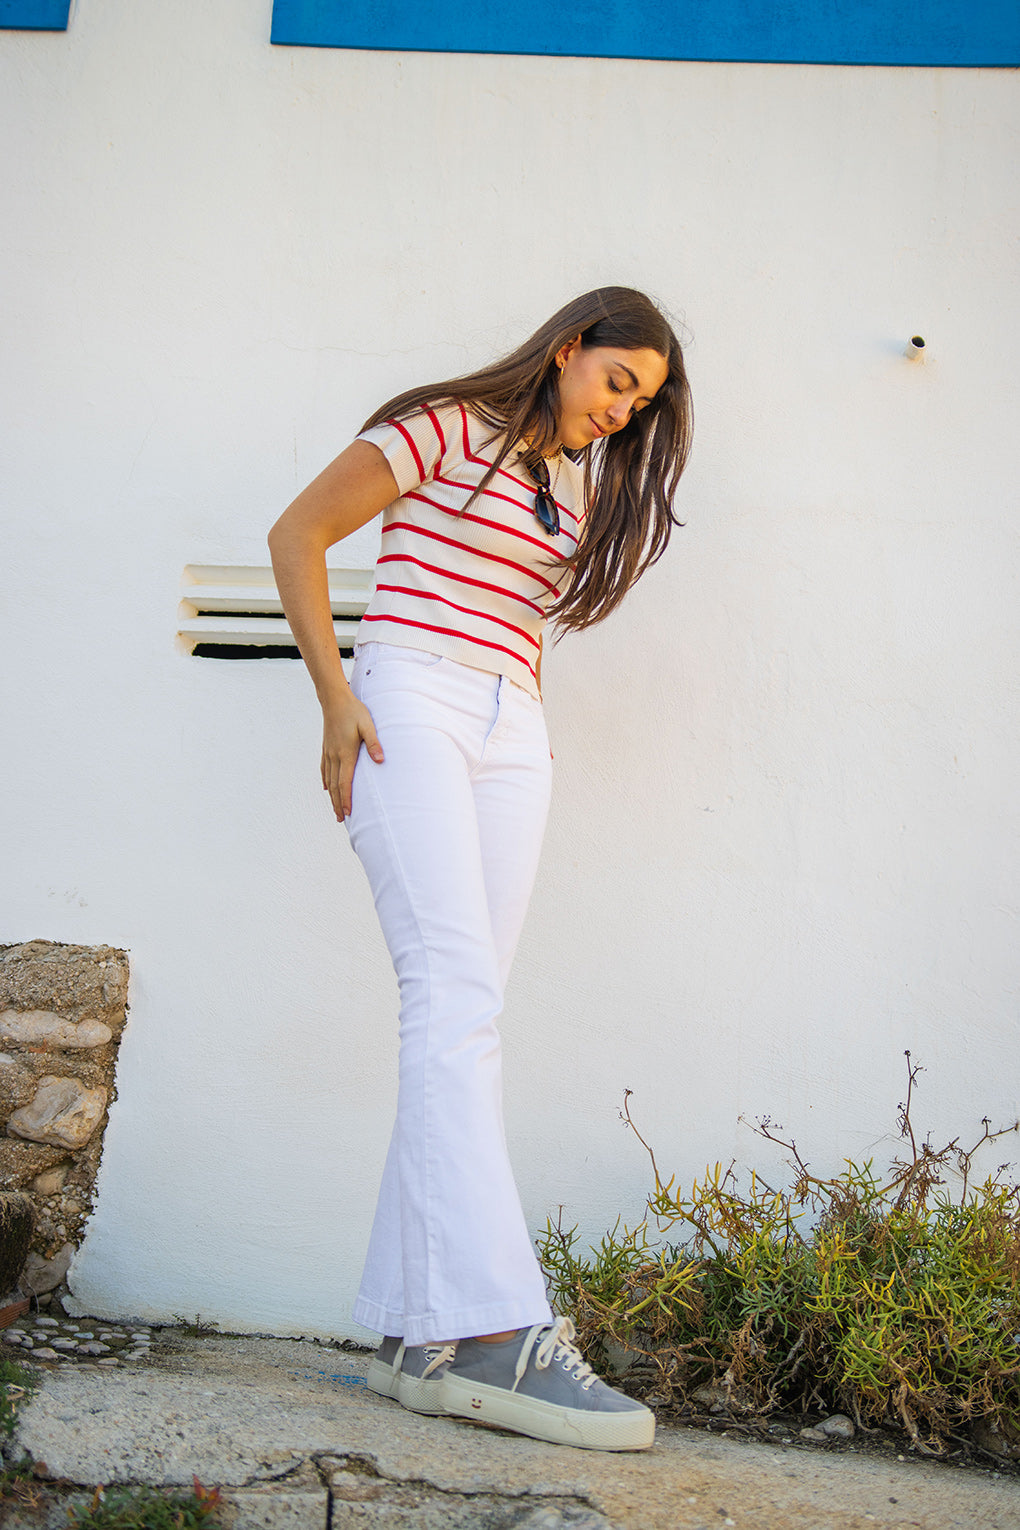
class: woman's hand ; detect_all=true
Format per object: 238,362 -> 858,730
321,693 -> 384,823
268,439 -> 400,822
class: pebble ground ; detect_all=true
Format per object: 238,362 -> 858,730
2,1309 -> 153,1367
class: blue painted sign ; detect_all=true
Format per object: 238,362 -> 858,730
0,0 -> 71,27
270,0 -> 1020,65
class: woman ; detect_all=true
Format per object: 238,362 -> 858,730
269,286 -> 692,1451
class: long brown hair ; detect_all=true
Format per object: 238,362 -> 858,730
361,287 -> 693,632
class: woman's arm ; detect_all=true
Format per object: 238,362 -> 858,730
268,440 -> 399,823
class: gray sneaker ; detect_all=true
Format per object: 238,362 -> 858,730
366,1335 -> 403,1401
439,1317 -> 654,1450
367,1336 -> 456,1415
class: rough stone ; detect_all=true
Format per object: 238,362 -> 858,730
799,1426 -> 828,1442
0,1311 -> 164,1370
30,1164 -> 71,1196
601,1338 -> 639,1376
327,1465 -> 386,1502
22,1243 -> 74,1295
11,1335 -> 1020,1530
0,1009 -> 114,1050
818,1414 -> 856,1440
218,1475 -> 329,1529
0,1053 -> 34,1113
970,1413 -> 1020,1460
0,1140 -> 68,1191
0,942 -> 129,1030
517,1512 -> 611,1529
690,1380 -> 754,1415
7,1076 -> 108,1149
324,1482 -> 612,1529
0,944 -> 128,1277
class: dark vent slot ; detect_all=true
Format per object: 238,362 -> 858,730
178,565 -> 371,660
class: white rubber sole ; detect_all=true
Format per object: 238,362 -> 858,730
366,1357 -> 400,1401
366,1357 -> 446,1415
397,1372 -> 447,1415
439,1374 -> 655,1451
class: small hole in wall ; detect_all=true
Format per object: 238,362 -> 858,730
191,642 -> 355,661
192,643 -> 299,660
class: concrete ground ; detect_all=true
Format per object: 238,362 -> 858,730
5,1334 -> 1019,1530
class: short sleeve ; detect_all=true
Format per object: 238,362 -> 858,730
358,406 -> 457,499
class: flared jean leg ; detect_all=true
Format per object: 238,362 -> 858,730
346,646 -> 552,1346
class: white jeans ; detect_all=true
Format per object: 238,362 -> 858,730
346,642 -> 554,1345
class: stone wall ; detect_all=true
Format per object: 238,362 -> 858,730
0,942 -> 128,1296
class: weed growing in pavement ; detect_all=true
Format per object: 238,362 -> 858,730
0,1359 -> 223,1524
537,1053 -> 1020,1457
1,1355 -> 37,1438
67,1478 -> 222,1528
1,1360 -> 42,1515
170,1315 -> 222,1338
0,1452 -> 48,1519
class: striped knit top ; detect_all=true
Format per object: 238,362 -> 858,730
357,402 -> 585,700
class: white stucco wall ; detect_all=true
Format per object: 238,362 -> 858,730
2,0 -> 1017,1335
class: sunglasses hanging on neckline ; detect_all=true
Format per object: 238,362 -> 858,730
522,451 -> 560,537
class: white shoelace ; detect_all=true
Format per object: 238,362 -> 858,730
391,1341 -> 457,1378
511,1316 -> 596,1394
421,1342 -> 457,1378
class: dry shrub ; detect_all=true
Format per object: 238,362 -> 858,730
537,1054 -> 1020,1455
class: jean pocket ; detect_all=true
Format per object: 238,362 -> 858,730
364,644 -> 444,674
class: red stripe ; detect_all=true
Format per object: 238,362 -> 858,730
487,464 -> 580,528
377,554 -> 546,616
459,402 -> 494,475
390,418 -> 426,483
360,613 -> 537,679
409,485 -> 578,555
381,521 -> 561,596
431,474 -> 580,548
424,406 -> 447,463
455,402 -> 580,528
375,583 -> 540,650
433,467 -> 532,517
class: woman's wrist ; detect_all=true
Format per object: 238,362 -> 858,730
317,672 -> 355,713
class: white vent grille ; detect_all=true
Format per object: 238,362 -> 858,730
178,565 -> 373,659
